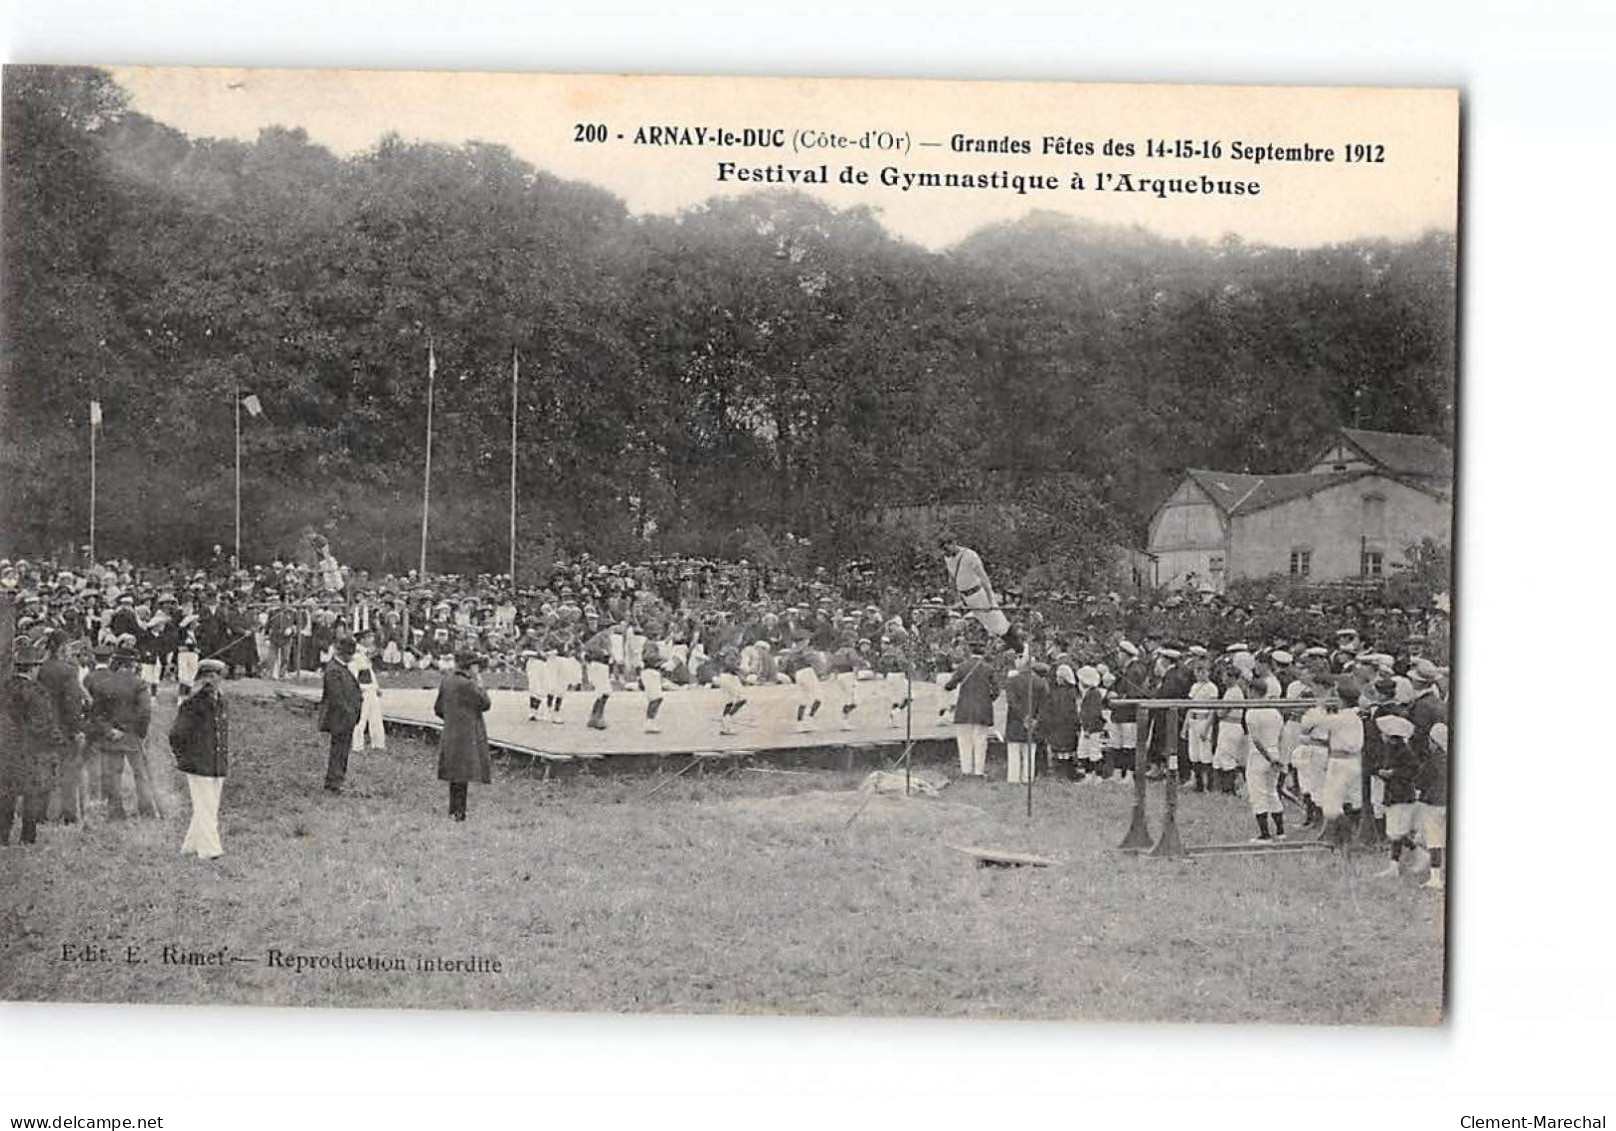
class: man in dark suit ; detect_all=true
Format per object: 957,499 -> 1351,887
1149,646 -> 1194,780
195,595 -> 230,666
317,637 -> 363,793
945,638 -> 999,777
1003,654 -> 1050,784
2,643 -> 64,846
435,651 -> 492,821
35,630 -> 86,823
265,593 -> 298,680
84,645 -> 157,819
226,596 -> 259,679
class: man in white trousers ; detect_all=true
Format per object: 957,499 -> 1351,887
349,629 -> 386,751
524,648 -> 549,722
784,636 -> 825,733
168,659 -> 229,861
639,640 -> 668,734
1003,654 -> 1047,785
1242,678 -> 1287,842
945,641 -> 999,777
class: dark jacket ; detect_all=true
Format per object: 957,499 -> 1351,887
1080,687 -> 1108,734
227,608 -> 259,667
434,671 -> 492,784
1043,682 -> 1080,752
2,675 -> 64,789
1369,705 -> 1418,805
1417,739 -> 1448,806
316,658 -> 363,734
34,656 -> 84,746
84,667 -> 152,740
169,683 -> 228,777
1110,658 -> 1150,723
1408,691 -> 1449,805
267,607 -> 299,643
196,607 -> 231,659
109,607 -> 143,639
1150,663 -> 1194,755
946,656 -> 999,727
1003,669 -> 1050,744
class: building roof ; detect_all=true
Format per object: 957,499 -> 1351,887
1185,468 -> 1367,517
1334,429 -> 1452,479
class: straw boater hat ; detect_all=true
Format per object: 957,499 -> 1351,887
1409,658 -> 1441,685
1374,714 -> 1416,741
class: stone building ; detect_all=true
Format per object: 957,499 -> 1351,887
1147,428 -> 1452,591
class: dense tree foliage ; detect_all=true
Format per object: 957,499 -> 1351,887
1,67 -> 1456,587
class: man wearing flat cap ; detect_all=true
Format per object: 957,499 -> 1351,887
1108,640 -> 1148,781
1149,645 -> 1193,781
85,643 -> 158,819
2,643 -> 65,846
168,658 -> 229,860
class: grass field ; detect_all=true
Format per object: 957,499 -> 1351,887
0,688 -> 1444,1024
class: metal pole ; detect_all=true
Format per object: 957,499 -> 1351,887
1024,678 -> 1036,820
419,341 -> 435,577
1026,714 -> 1034,819
510,347 -> 519,586
234,377 -> 241,567
904,668 -> 912,796
89,406 -> 97,563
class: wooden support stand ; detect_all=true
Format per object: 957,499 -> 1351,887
1119,711 -> 1153,851
1111,697 -> 1332,858
1150,707 -> 1188,858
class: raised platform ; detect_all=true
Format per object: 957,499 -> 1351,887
258,676 -> 990,773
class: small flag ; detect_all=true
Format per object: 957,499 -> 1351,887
241,393 -> 263,418
89,400 -> 103,427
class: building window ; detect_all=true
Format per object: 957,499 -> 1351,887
1361,549 -> 1384,577
1289,549 -> 1311,577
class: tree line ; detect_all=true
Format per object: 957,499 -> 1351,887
1,66 -> 1456,587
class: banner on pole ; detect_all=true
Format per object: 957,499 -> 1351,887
89,400 -> 102,427
242,393 -> 263,417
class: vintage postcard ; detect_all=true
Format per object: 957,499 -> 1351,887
0,67 -> 1456,1024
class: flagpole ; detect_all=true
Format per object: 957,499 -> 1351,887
509,346 -> 519,586
89,403 -> 97,563
234,377 -> 242,567
420,341 -> 435,577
